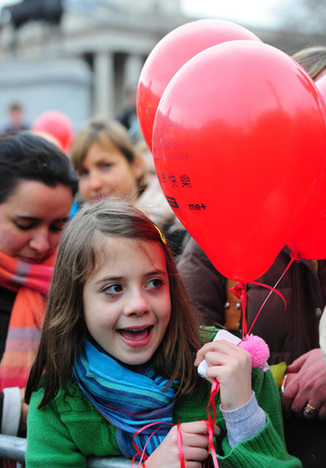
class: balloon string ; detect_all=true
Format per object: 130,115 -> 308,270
229,283 -> 248,337
230,253 -> 301,337
177,423 -> 185,468
248,254 -> 300,335
204,379 -> 220,467
131,380 -> 222,468
241,285 -> 248,337
132,422 -> 173,468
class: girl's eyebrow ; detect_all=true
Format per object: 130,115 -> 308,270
95,276 -> 124,285
94,269 -> 167,286
146,269 -> 167,277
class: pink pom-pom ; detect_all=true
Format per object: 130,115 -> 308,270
239,334 -> 270,372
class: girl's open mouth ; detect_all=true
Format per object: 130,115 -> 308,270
117,326 -> 153,346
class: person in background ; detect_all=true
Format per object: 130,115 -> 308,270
3,102 -> 30,133
117,84 -> 143,144
0,132 -> 78,454
177,46 -> 326,468
291,46 -> 326,81
134,139 -> 189,256
320,307 -> 326,368
25,200 -> 300,467
70,115 -> 187,256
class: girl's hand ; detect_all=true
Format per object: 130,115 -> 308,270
145,420 -> 219,468
195,340 -> 252,411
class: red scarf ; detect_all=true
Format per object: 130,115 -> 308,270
0,251 -> 55,391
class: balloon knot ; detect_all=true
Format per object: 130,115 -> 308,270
230,282 -> 245,299
290,252 -> 301,263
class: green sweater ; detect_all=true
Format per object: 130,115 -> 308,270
26,366 -> 301,467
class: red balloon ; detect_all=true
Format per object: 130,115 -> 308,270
33,110 -> 74,153
153,41 -> 326,282
137,19 -> 261,151
315,73 -> 326,103
287,75 -> 326,259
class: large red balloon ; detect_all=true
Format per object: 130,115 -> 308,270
137,19 -> 261,151
153,41 -> 326,282
287,74 -> 326,259
33,110 -> 74,153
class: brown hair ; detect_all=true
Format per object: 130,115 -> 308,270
25,200 -> 201,408
71,115 -> 137,172
292,46 -> 326,79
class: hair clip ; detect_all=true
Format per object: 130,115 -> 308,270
154,225 -> 167,245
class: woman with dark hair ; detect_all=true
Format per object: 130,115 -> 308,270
0,132 -> 78,446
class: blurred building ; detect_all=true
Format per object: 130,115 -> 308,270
0,0 -> 325,133
0,0 -> 186,132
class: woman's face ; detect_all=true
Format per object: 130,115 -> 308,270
0,180 -> 73,263
78,141 -> 143,204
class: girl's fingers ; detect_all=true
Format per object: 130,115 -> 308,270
195,339 -> 247,366
183,446 -> 208,463
181,433 -> 209,449
180,420 -> 209,435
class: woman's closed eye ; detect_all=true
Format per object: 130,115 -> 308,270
15,221 -> 35,231
50,218 -> 69,233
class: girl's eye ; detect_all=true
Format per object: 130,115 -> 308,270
103,284 -> 123,295
146,278 -> 164,290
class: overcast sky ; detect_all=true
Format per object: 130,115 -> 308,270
0,0 -> 295,30
181,0 -> 293,29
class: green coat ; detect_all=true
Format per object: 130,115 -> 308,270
26,366 -> 301,467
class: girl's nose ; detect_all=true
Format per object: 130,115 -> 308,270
123,290 -> 150,316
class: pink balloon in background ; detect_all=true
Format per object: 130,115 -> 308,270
33,110 -> 74,153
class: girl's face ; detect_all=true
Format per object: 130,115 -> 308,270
0,180 -> 73,263
83,236 -> 171,367
78,141 -> 143,204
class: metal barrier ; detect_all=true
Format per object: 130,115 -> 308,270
0,434 -> 132,467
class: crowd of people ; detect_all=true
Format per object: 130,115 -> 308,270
0,44 -> 325,468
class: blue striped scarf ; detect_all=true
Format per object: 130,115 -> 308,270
73,340 -> 176,458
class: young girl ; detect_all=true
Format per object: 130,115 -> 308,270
25,200 -> 300,467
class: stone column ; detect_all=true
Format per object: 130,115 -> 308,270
93,51 -> 115,117
123,54 -> 144,91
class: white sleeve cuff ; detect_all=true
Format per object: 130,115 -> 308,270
220,391 -> 266,448
1,387 -> 21,436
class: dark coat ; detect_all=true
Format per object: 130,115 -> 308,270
177,238 -> 326,468
177,239 -> 326,365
